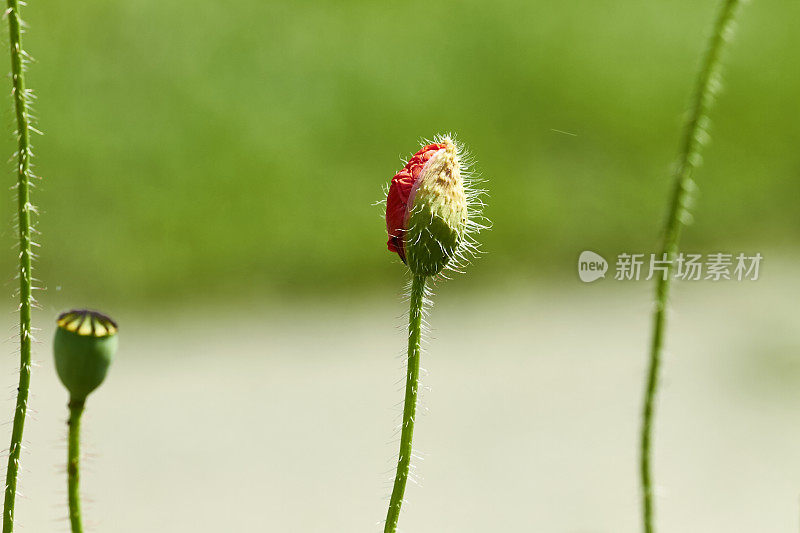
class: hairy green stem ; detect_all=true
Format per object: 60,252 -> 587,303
3,0 -> 35,529
67,399 -> 85,533
640,1 -> 743,532
385,274 -> 426,533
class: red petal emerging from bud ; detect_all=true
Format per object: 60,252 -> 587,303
385,143 -> 447,262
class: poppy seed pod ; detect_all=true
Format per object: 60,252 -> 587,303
54,310 -> 118,401
386,136 -> 482,277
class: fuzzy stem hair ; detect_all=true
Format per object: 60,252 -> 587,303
384,273 -> 426,533
2,0 -> 36,529
67,399 -> 85,533
640,1 -> 744,532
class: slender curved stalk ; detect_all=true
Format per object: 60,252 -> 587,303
385,274 -> 426,533
640,1 -> 743,532
2,0 -> 36,529
67,399 -> 85,533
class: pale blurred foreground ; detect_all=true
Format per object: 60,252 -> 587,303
2,259 -> 799,532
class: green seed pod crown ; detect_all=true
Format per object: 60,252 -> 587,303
54,310 -> 118,401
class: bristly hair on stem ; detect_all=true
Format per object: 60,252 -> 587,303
384,273 -> 427,533
380,135 -> 489,532
67,399 -> 85,533
2,0 -> 40,530
639,1 -> 745,533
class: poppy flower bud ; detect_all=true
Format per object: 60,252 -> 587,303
54,310 -> 118,401
385,137 -> 471,276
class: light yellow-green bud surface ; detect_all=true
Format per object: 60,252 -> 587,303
405,140 -> 467,276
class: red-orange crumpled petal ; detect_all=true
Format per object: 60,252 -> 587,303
385,143 -> 447,263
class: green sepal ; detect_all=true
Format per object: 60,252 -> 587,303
405,195 -> 466,277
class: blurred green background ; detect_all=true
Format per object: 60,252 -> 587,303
2,3 -> 800,532
2,0 -> 797,306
